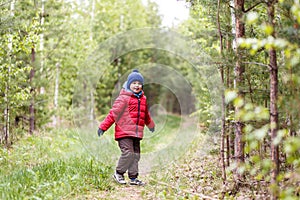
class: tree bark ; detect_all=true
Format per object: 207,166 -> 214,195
53,62 -> 60,126
267,1 -> 279,199
226,30 -> 233,167
29,47 -> 35,135
89,0 -> 95,123
4,64 -> 10,146
233,0 -> 245,181
217,0 -> 226,183
40,0 -> 45,72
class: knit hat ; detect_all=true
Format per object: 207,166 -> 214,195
126,69 -> 144,89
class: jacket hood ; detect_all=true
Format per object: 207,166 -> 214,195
122,81 -> 131,92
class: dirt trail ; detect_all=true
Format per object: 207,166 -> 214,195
71,116 -> 270,200
99,184 -> 144,199
77,176 -> 149,200
73,117 -> 214,200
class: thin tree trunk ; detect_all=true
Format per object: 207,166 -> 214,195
53,63 -> 60,126
269,42 -> 279,200
226,33 -> 232,167
89,0 -> 95,123
217,0 -> 226,183
29,47 -> 35,135
40,0 -> 45,72
220,71 -> 227,182
233,0 -> 245,182
226,129 -> 230,166
4,61 -> 10,146
267,1 -> 279,199
39,0 -> 45,95
230,0 -> 237,51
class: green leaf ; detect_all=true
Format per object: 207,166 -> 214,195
246,12 -> 259,24
262,24 -> 274,35
225,90 -> 237,104
253,125 -> 269,140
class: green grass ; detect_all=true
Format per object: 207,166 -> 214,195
0,157 -> 112,199
0,129 -> 113,199
138,114 -> 201,175
0,114 -> 186,199
141,114 -> 182,152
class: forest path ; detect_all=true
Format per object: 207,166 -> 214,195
71,116 -> 219,200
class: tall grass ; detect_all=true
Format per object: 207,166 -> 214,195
0,129 -> 113,199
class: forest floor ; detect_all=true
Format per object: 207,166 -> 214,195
0,115 -> 271,200
71,134 -> 222,200
75,138 -> 270,200
72,130 -> 271,200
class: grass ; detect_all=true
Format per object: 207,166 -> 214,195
141,114 -> 181,152
4,114 -> 295,200
0,129 -> 113,199
0,157 -> 112,199
139,114 -> 202,175
0,114 -> 185,199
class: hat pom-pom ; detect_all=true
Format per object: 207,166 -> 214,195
132,69 -> 139,73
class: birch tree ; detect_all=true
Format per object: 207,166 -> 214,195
3,0 -> 15,145
1,0 -> 39,143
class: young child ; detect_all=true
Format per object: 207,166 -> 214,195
97,69 -> 155,186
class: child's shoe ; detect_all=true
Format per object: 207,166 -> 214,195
129,178 -> 145,186
113,172 -> 126,184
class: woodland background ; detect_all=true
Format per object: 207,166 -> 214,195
0,0 -> 300,199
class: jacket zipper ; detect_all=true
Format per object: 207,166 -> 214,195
136,98 -> 141,137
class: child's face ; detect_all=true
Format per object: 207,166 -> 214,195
130,81 -> 143,93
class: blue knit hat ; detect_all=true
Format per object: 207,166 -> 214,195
127,69 -> 144,89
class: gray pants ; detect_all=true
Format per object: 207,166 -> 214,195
116,137 -> 141,179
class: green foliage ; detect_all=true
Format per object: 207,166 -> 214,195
1,0 -> 162,141
209,1 -> 300,197
237,0 -> 300,132
1,0 -> 300,198
0,0 -> 42,142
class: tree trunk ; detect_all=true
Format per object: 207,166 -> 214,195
226,128 -> 231,166
226,31 -> 233,167
29,47 -> 35,135
4,65 -> 10,146
220,70 -> 227,182
89,0 -> 95,123
53,63 -> 60,126
267,1 -> 279,199
40,0 -> 45,72
217,0 -> 226,183
233,0 -> 245,182
39,0 -> 45,95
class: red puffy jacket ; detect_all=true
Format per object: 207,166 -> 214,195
99,89 -> 155,140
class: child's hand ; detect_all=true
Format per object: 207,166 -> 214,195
149,127 -> 155,133
98,128 -> 105,137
